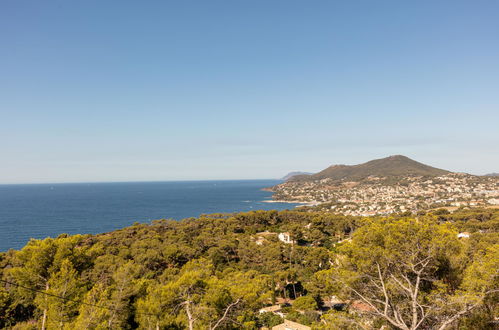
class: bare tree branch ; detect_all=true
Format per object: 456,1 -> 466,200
210,298 -> 241,330
333,276 -> 408,330
376,262 -> 390,316
390,275 -> 412,294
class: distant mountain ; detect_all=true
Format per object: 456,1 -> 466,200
281,171 -> 313,181
289,155 -> 449,182
485,173 -> 499,177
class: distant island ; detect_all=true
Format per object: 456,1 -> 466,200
270,155 -> 499,216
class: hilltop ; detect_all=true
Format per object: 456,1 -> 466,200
289,155 -> 449,182
270,155 -> 499,215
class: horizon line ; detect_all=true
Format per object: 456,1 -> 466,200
0,178 -> 284,186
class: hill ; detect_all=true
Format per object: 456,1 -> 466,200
281,171 -> 313,181
485,173 -> 499,177
290,155 -> 449,182
270,156 -> 498,215
0,208 -> 497,329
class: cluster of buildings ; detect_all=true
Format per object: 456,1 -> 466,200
258,296 -> 373,330
271,173 -> 499,216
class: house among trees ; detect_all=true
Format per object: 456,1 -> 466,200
278,232 -> 294,244
253,231 -> 295,244
457,232 -> 470,238
258,305 -> 285,318
349,300 -> 375,313
253,231 -> 278,245
271,319 -> 311,330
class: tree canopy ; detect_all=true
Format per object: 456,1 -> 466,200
0,208 -> 497,329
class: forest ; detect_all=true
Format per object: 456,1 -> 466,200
0,208 -> 498,329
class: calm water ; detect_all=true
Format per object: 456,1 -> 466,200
0,180 -> 297,251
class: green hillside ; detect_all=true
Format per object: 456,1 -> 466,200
1,208 -> 498,329
291,155 -> 450,182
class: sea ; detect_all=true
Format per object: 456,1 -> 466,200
0,180 -> 298,252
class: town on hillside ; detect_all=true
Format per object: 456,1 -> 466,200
271,157 -> 499,216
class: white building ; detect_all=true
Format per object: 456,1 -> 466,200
457,232 -> 470,239
278,232 -> 294,244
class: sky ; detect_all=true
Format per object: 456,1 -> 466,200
1,0 -> 498,183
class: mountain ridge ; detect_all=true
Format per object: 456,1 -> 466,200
281,171 -> 313,181
289,155 -> 450,182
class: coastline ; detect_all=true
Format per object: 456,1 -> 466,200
261,199 -> 308,204
0,179 -> 290,252
261,199 -> 321,207
261,186 -> 321,207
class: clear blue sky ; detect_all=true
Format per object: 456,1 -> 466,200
1,0 -> 498,183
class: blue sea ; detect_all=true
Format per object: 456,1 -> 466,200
0,180 -> 297,251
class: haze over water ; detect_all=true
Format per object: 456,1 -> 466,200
0,180 -> 297,251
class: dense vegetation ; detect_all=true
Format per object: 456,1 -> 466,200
1,208 -> 498,329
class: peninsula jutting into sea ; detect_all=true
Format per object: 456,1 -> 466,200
268,155 -> 499,216
2,1 -> 499,329
1,177 -> 498,329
